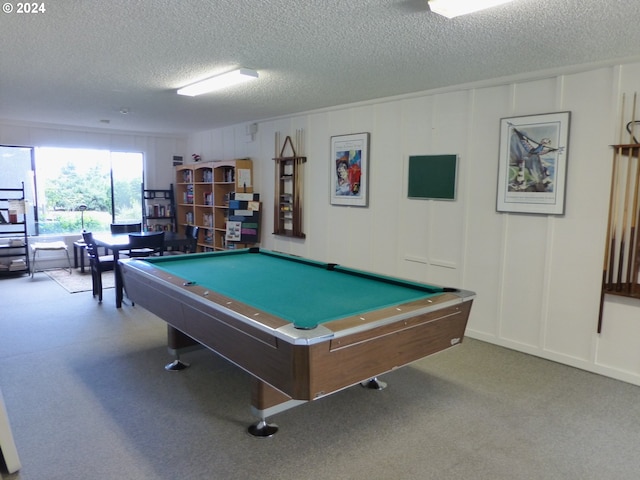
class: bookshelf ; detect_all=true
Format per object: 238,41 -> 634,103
0,183 -> 30,275
175,160 -> 259,251
142,185 -> 176,232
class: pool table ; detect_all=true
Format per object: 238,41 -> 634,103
120,248 -> 475,436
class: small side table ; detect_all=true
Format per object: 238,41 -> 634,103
73,240 -> 87,273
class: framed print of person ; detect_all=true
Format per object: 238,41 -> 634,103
330,133 -> 370,207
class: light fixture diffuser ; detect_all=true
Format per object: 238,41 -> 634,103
177,68 -> 259,97
428,0 -> 516,18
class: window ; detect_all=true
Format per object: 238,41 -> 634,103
110,151 -> 144,225
0,145 -> 143,235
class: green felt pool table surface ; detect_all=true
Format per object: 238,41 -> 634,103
143,248 -> 448,330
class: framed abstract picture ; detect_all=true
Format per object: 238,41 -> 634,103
497,112 -> 570,215
330,132 -> 370,207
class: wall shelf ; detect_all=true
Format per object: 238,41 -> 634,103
273,133 -> 306,239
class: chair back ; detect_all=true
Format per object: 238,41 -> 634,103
111,223 -> 142,234
82,231 -> 95,246
84,241 -> 99,262
128,231 -> 165,256
185,225 -> 199,252
82,231 -> 112,270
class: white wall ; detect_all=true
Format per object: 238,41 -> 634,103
187,61 -> 640,386
0,122 -> 187,190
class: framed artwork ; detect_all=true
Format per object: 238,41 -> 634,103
330,132 -> 370,207
497,112 -> 570,215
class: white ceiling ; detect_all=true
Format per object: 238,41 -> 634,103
1,0 -> 639,135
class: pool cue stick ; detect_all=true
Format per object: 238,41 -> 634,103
629,98 -> 640,294
632,176 -> 640,296
607,94 -> 625,288
600,159 -> 618,332
295,157 -> 300,236
625,94 -> 639,292
600,96 -> 627,331
603,151 -> 619,291
274,132 -> 280,234
616,147 -> 633,290
617,93 -> 637,290
628,156 -> 640,293
299,128 -> 304,155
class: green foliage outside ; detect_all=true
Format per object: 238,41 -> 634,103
39,162 -> 142,234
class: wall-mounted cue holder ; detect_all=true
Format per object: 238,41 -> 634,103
599,92 -> 640,332
273,130 -> 306,239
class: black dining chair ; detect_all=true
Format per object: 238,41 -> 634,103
110,222 -> 142,234
164,226 -> 200,256
127,231 -> 165,258
185,225 -> 199,253
82,232 -> 114,262
82,232 -> 115,303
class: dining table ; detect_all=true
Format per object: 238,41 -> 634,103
93,231 -> 192,308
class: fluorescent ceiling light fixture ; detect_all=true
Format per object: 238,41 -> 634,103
428,0 -> 516,18
177,68 -> 259,96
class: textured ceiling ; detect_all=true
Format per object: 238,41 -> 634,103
1,0 -> 639,135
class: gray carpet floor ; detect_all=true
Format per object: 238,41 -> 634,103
2,272 -> 640,479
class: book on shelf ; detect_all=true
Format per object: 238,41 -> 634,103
9,258 -> 26,271
202,169 -> 213,183
182,185 -> 194,204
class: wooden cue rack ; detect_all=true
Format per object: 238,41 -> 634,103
598,93 -> 640,332
273,130 -> 306,238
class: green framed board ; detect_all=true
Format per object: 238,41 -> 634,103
408,154 -> 457,200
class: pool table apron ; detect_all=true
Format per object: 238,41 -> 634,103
121,262 -> 473,421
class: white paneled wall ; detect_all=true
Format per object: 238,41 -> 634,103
187,61 -> 640,386
0,124 -> 187,191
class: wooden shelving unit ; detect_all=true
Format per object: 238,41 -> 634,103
142,185 -> 176,232
175,160 -> 258,251
0,183 -> 30,276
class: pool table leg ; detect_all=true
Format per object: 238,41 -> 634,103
165,326 -> 201,371
165,354 -> 190,371
247,419 -> 279,438
248,378 -> 305,437
360,377 -> 387,390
